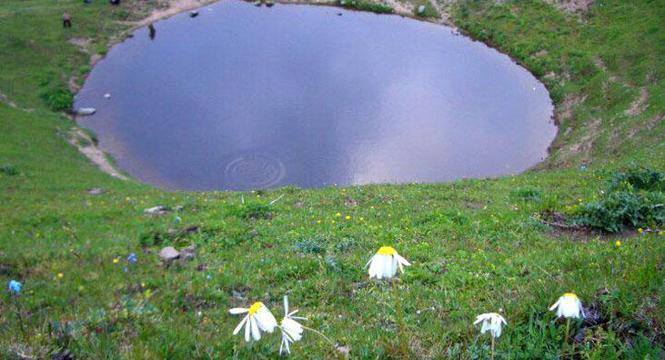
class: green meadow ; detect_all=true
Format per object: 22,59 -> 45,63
1,0 -> 664,358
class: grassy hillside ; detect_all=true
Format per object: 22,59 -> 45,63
1,0 -> 664,358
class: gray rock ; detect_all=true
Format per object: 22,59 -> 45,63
180,244 -> 197,262
87,188 -> 105,195
336,345 -> 351,358
417,5 -> 426,14
144,205 -> 170,216
75,107 -> 96,116
159,246 -> 180,262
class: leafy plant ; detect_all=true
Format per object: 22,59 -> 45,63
40,88 -> 73,112
0,164 -> 18,176
573,168 -> 665,232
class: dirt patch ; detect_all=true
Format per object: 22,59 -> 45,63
383,0 -> 412,16
627,114 -> 663,139
592,57 -> 619,83
541,211 -> 634,242
68,128 -> 129,181
0,91 -> 17,108
545,0 -> 593,14
68,76 -> 81,93
624,87 -> 649,116
556,93 -> 586,126
134,0 -> 218,28
68,37 -> 92,53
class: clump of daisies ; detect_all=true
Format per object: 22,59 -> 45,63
229,295 -> 329,355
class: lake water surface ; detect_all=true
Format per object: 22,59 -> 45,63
75,0 -> 556,191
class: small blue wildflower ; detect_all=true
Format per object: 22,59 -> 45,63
123,267 -> 129,273
206,274 -> 212,280
8,280 -> 22,295
127,253 -> 137,264
580,164 -> 588,171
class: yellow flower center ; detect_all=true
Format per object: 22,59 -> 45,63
562,293 -> 578,300
377,246 -> 397,256
248,302 -> 263,315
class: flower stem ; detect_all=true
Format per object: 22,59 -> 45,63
300,324 -> 335,347
563,318 -> 570,357
392,279 -> 409,358
491,336 -> 495,360
300,324 -> 341,358
12,296 -> 26,339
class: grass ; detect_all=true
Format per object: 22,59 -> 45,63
413,1 -> 439,18
338,0 -> 394,14
1,0 -> 664,358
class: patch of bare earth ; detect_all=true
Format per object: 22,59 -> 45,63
134,0 -> 218,27
68,37 -> 92,52
68,128 -> 129,181
545,0 -> 593,14
624,87 -> 649,116
0,91 -> 17,108
383,0 -> 411,15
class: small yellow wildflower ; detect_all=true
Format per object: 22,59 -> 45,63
316,219 -> 321,224
659,230 -> 664,236
615,240 -> 621,247
637,228 -> 643,234
113,257 -> 120,264
57,273 -> 64,279
345,215 -> 351,220
335,212 -> 341,217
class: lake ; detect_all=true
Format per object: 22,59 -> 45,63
75,0 -> 556,191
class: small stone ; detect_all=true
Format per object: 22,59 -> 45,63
189,10 -> 199,17
159,246 -> 180,262
336,345 -> 351,358
87,187 -> 105,195
180,244 -> 197,262
144,206 -> 170,216
0,264 -> 11,275
76,107 -> 96,116
103,93 -> 111,99
417,5 -> 426,14
231,290 -> 245,300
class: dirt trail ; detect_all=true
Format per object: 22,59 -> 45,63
68,128 -> 129,181
135,0 -> 218,27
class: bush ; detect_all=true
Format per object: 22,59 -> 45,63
41,88 -> 73,112
572,167 -> 665,232
0,164 -> 18,176
609,167 -> 665,192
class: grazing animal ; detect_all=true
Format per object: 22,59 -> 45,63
63,12 -> 72,28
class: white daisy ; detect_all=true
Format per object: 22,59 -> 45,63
279,296 -> 307,355
474,312 -> 507,338
229,301 -> 278,342
366,246 -> 411,279
549,293 -> 585,319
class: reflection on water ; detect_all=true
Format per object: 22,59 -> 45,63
75,0 -> 556,191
